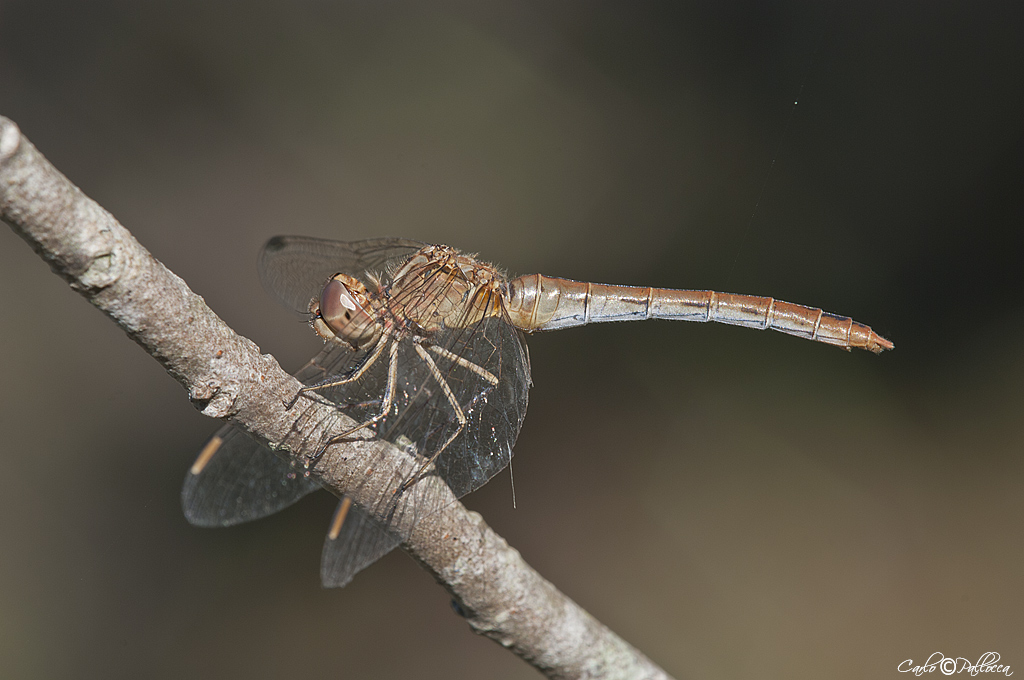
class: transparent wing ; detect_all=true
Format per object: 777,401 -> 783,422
182,344 -> 358,527
306,305 -> 530,586
189,239 -> 532,588
380,260 -> 532,500
258,236 -> 425,313
181,424 -> 321,527
309,283 -> 532,523
384,311 -> 532,500
320,499 -> 401,588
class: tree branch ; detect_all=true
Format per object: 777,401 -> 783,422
0,116 -> 671,680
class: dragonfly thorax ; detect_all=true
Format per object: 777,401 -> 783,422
311,273 -> 382,350
388,245 -> 506,332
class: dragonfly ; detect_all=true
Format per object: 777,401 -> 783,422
182,236 -> 893,587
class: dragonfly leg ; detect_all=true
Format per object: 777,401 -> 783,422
286,335 -> 389,409
397,342 -> 467,494
426,343 -> 498,385
307,339 -> 399,467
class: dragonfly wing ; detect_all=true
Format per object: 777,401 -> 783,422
395,312 -> 532,500
183,343 -> 365,527
193,240 -> 531,586
320,499 -> 402,588
182,424 -> 321,527
304,303 -> 531,559
259,236 -> 425,313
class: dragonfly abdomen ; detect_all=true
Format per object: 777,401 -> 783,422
505,274 -> 892,353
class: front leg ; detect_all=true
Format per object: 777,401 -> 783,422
306,338 -> 400,468
286,335 -> 389,410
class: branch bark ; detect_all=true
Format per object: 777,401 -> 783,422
0,116 -> 671,680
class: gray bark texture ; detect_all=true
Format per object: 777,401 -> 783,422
0,116 -> 672,680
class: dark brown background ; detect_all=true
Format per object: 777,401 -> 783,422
1,2 -> 1021,678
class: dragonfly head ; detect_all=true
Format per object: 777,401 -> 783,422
311,273 -> 382,350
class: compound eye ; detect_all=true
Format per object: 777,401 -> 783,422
318,276 -> 379,348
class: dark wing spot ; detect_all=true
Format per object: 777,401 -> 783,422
264,236 -> 287,252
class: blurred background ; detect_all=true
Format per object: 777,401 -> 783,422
1,1 -> 1021,678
